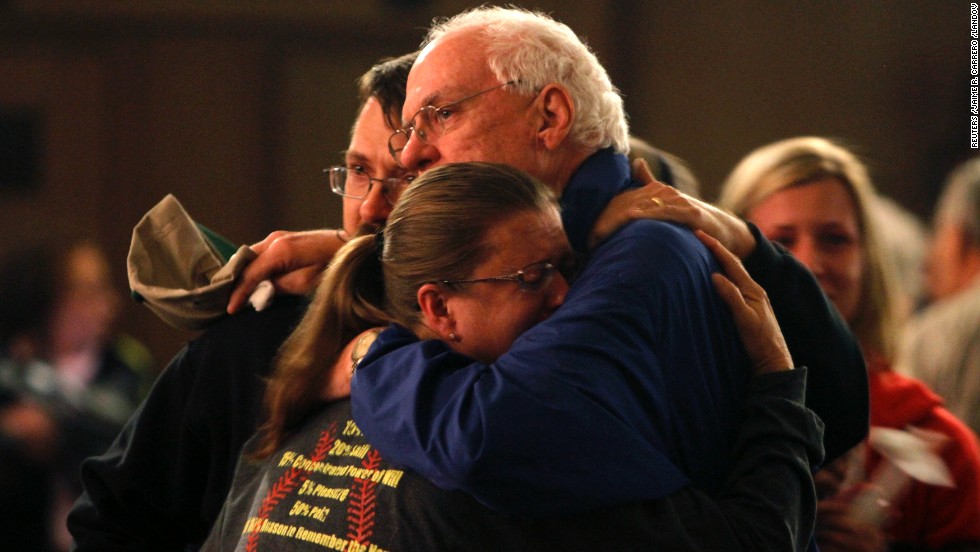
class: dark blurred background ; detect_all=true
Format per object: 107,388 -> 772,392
0,0 -> 969,368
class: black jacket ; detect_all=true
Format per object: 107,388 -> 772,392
68,296 -> 308,552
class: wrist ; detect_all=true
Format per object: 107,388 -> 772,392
731,220 -> 757,259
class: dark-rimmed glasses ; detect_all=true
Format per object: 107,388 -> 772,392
325,166 -> 415,206
434,256 -> 580,293
387,81 -> 516,165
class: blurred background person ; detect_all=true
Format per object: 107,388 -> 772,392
0,238 -> 155,551
718,136 -> 980,552
897,157 -> 980,438
1,385 -> 59,551
869,194 -> 930,315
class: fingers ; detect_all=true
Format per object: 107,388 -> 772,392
816,496 -> 888,552
701,231 -> 750,305
695,229 -> 735,269
623,181 -> 674,219
629,159 -> 677,211
248,239 -> 270,255
227,260 -> 274,314
631,157 -> 656,184
589,178 -> 671,250
698,229 -> 792,374
622,173 -> 753,262
695,230 -> 756,292
815,467 -> 847,499
227,232 -> 290,313
227,230 -> 340,314
248,230 -> 287,255
710,272 -> 749,313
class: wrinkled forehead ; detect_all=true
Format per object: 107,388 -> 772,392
403,32 -> 494,118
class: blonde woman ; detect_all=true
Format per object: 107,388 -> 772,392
719,137 -> 980,552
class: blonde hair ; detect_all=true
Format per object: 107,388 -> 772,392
250,236 -> 390,458
253,162 -> 557,457
718,136 -> 904,359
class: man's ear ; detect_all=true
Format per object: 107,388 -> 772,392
534,83 -> 575,151
417,283 -> 456,339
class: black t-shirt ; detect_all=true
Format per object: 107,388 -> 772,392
203,370 -> 823,552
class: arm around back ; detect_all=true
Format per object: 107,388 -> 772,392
741,222 -> 868,462
352,221 -> 745,514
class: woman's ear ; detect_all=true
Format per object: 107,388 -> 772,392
534,83 -> 575,151
417,283 -> 456,339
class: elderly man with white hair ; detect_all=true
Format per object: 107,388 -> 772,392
350,3 -> 865,526
898,157 -> 980,436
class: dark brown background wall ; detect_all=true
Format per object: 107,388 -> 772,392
0,0 -> 970,368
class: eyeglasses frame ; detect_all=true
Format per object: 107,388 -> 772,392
433,258 -> 578,293
387,80 -> 517,164
324,165 -> 415,206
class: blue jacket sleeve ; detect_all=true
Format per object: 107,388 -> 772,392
352,221 -> 748,515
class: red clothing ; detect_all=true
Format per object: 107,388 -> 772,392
866,366 -> 980,549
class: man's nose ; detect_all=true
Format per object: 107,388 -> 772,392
399,132 -> 438,172
359,183 -> 393,227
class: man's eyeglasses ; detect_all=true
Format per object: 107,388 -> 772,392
434,256 -> 580,293
325,166 -> 416,206
388,81 -> 516,165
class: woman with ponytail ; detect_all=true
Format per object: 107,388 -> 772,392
202,162 -> 823,552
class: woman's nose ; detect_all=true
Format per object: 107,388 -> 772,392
548,272 -> 570,307
787,237 -> 822,275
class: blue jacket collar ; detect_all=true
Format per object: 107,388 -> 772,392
559,148 -> 633,254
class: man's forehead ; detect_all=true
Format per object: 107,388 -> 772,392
403,83 -> 465,115
348,98 -> 399,169
404,34 -> 490,113
402,76 -> 493,122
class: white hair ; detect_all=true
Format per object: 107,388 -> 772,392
936,156 -> 980,247
423,6 -> 629,154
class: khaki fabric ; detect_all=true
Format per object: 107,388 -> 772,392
127,194 -> 256,331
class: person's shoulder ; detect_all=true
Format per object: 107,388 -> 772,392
173,295 -> 309,381
609,219 -> 697,248
902,291 -> 980,366
597,220 -> 706,269
914,284 -> 980,330
576,220 -> 714,300
359,324 -> 470,376
191,296 -> 308,349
